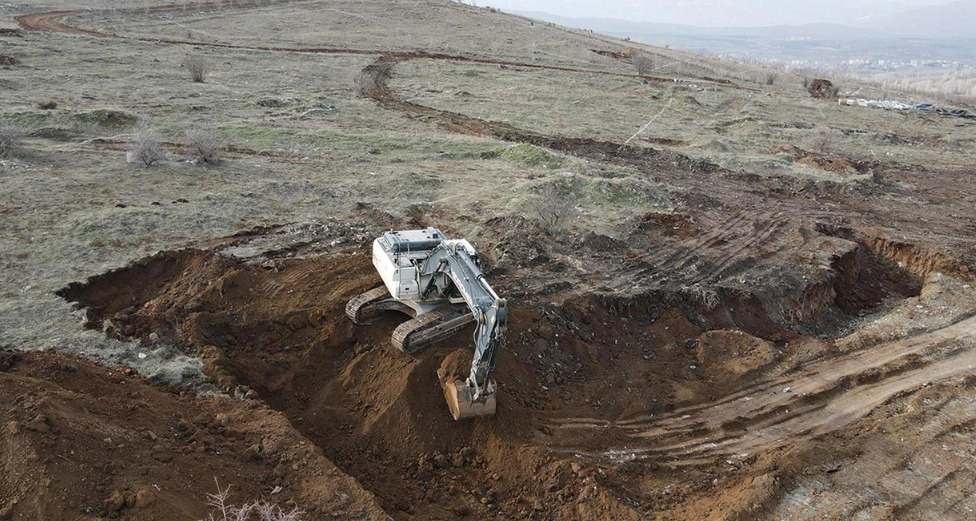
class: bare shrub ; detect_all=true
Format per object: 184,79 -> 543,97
526,184 -> 576,234
355,61 -> 393,98
764,72 -> 777,86
199,479 -> 305,521
807,125 -> 839,155
632,52 -> 656,76
36,100 -> 57,110
129,123 -> 165,166
183,55 -> 207,82
0,122 -> 24,158
808,78 -> 838,99
185,127 -> 223,164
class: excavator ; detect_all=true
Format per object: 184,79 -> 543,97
345,228 -> 507,420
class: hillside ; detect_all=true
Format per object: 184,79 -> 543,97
2,1 -> 976,520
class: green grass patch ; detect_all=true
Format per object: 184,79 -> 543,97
501,143 -> 564,169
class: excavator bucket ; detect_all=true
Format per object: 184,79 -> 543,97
443,379 -> 496,420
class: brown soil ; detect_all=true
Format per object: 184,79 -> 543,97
0,351 -> 385,520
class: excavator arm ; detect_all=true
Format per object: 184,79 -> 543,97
420,240 -> 507,419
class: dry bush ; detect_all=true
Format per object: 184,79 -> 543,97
0,122 -> 24,158
632,52 -> 656,76
526,184 -> 576,234
36,100 -> 57,110
185,127 -> 223,164
808,78 -> 839,99
199,479 -> 305,521
355,61 -> 393,98
183,55 -> 207,82
129,123 -> 165,166
807,125 -> 839,155
764,72 -> 777,86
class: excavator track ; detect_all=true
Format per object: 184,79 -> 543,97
345,286 -> 413,324
392,306 -> 474,354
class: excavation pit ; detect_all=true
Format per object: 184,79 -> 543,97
54,224 -> 958,519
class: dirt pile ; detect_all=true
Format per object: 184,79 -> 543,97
0,351 -> 385,521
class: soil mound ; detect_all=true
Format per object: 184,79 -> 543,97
0,351 -> 384,520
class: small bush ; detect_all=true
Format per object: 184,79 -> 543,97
764,72 -> 777,86
355,61 -> 393,98
526,184 -> 576,235
632,52 -> 656,76
199,479 -> 305,521
0,122 -> 24,158
129,124 -> 165,166
807,125 -> 839,155
36,100 -> 58,110
185,127 -> 223,164
183,55 -> 207,83
808,78 -> 838,99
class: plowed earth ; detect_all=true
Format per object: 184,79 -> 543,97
5,4 -> 976,521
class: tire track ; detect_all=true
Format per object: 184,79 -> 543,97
547,314 -> 976,464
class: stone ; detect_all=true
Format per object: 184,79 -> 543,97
104,490 -> 125,513
134,489 -> 155,508
432,454 -> 449,469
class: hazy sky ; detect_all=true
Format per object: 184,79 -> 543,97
479,0 -> 960,26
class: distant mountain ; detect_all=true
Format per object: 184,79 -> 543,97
490,0 -> 957,28
514,11 -> 894,41
856,0 -> 976,38
509,8 -> 976,65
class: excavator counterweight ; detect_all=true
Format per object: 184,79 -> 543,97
346,227 -> 507,420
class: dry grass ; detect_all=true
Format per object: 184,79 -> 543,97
0,122 -> 24,157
